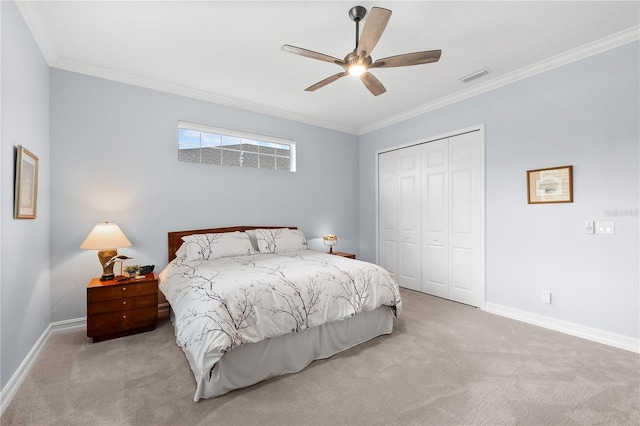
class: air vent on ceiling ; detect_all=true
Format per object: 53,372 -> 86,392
459,68 -> 489,83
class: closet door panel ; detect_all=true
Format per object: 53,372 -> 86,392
378,150 -> 398,278
422,139 -> 449,297
397,146 -> 421,291
448,131 -> 483,307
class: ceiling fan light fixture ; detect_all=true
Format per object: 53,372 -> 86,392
348,64 -> 367,76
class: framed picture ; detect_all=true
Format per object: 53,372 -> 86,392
527,165 -> 573,204
14,145 -> 39,219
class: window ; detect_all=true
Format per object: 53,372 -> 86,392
178,121 -> 296,172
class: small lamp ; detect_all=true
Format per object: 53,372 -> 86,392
323,234 -> 338,254
80,222 -> 132,280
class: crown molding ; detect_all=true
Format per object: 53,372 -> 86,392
50,57 -> 358,135
16,0 -> 638,137
15,1 -> 57,65
358,25 -> 640,135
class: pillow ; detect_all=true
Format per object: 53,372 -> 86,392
254,228 -> 308,254
181,231 -> 255,261
175,243 -> 188,259
244,229 -> 259,252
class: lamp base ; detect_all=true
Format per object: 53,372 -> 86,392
328,246 -> 335,254
97,249 -> 118,281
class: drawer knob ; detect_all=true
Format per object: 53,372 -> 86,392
123,315 -> 127,319
122,287 -> 127,291
122,301 -> 127,305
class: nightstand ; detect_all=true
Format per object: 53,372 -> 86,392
87,273 -> 158,342
335,251 -> 356,259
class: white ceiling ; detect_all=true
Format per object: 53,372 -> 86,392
17,1 -> 640,134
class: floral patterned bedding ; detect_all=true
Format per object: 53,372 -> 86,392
158,249 -> 402,384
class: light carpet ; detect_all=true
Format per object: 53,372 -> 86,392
2,288 -> 639,425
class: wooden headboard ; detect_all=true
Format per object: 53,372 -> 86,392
167,226 -> 297,262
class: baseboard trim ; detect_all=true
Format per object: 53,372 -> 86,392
485,302 -> 639,354
0,323 -> 51,416
0,317 -> 86,416
51,317 -> 87,334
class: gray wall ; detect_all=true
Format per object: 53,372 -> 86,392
50,69 -> 359,322
358,41 -> 639,340
1,1 -> 51,389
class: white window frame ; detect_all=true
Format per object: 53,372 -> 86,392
178,120 -> 296,172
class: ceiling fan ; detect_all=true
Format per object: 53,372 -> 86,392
281,5 -> 442,96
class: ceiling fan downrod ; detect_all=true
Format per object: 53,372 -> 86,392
348,6 -> 367,50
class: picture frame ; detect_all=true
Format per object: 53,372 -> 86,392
14,145 -> 39,219
527,165 -> 573,204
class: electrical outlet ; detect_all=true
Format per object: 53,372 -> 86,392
542,291 -> 551,304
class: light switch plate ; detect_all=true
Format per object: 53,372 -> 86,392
585,220 -> 594,234
596,221 -> 615,235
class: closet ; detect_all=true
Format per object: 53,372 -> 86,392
377,128 -> 484,308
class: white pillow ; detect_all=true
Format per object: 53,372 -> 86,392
175,243 -> 187,259
244,229 -> 259,252
254,228 -> 308,253
181,231 -> 255,261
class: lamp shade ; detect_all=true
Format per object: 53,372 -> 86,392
80,222 -> 131,250
323,234 -> 338,254
323,234 -> 338,246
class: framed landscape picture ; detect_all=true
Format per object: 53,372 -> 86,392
527,165 -> 573,204
14,145 -> 39,219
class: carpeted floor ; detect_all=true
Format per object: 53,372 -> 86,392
2,288 -> 639,425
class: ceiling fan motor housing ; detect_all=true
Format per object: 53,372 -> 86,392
345,51 -> 372,67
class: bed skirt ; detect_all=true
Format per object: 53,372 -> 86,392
175,305 -> 395,401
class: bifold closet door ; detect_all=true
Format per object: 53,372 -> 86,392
421,139 -> 449,299
378,130 -> 483,307
378,146 -> 421,291
422,131 -> 483,307
397,146 -> 421,291
448,131 -> 483,307
378,150 -> 399,280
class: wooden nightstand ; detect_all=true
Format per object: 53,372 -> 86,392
87,273 -> 158,342
335,251 -> 356,259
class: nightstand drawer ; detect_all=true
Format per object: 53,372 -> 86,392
88,281 -> 157,303
87,307 -> 157,337
87,294 -> 157,315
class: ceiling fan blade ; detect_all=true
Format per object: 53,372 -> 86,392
305,72 -> 349,92
360,72 -> 386,96
281,45 -> 346,66
370,50 -> 442,68
356,7 -> 391,60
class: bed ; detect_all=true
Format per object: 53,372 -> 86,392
159,226 -> 402,401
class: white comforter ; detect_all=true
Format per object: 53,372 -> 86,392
159,250 -> 401,387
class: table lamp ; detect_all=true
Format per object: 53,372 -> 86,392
80,222 -> 132,280
323,234 -> 338,254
